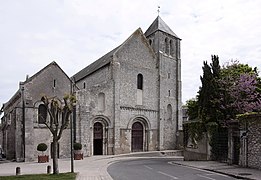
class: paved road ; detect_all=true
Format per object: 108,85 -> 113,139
108,158 -> 236,180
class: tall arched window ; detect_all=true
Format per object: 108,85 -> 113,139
83,82 -> 86,89
170,40 -> 174,56
137,74 -> 143,105
149,39 -> 152,45
165,37 -> 169,55
38,104 -> 47,124
137,74 -> 143,90
98,93 -> 105,111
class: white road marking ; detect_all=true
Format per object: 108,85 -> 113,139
144,165 -> 153,170
197,174 -> 216,180
157,171 -> 179,179
168,162 -> 232,178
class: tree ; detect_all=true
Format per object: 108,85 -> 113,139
39,95 -> 76,174
218,61 -> 261,124
186,56 -> 261,160
198,55 -> 221,124
186,98 -> 199,120
227,73 -> 261,113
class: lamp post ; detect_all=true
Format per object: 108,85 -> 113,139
70,81 -> 75,173
70,113 -> 74,173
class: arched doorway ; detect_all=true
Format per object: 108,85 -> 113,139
93,122 -> 103,155
131,122 -> 143,152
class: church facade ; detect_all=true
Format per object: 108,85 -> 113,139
0,16 -> 182,161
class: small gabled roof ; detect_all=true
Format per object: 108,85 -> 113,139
145,16 -> 180,39
72,46 -> 119,82
22,61 -> 71,84
2,61 -> 71,110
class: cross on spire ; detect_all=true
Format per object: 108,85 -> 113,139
157,6 -> 160,16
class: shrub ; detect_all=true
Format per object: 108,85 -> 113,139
73,143 -> 82,150
37,143 -> 48,152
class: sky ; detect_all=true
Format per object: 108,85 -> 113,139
1,0 -> 261,106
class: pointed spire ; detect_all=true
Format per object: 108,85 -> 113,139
145,16 -> 180,39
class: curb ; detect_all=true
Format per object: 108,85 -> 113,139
171,162 -> 255,180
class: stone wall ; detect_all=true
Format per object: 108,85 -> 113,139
183,133 -> 211,161
2,62 -> 72,162
239,114 -> 261,169
114,31 -> 159,154
22,63 -> 72,161
75,77 -> 114,156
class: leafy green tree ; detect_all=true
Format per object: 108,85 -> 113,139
218,61 -> 261,125
39,95 -> 76,174
186,56 -> 261,160
186,98 -> 199,120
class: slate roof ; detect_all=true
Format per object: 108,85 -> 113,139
72,46 -> 119,82
145,16 -> 180,39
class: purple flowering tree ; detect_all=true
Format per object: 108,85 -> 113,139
229,73 -> 261,113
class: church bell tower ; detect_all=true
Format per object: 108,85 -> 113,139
145,16 -> 182,150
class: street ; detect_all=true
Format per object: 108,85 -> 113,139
108,158 -> 235,180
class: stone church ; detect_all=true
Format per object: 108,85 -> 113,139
0,16 -> 182,161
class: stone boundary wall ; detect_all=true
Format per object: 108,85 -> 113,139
239,114 -> 261,170
183,133 -> 211,161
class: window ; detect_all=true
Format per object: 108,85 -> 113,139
165,37 -> 169,55
137,74 -> 143,90
38,104 -> 47,124
98,93 -> 105,111
83,82 -> 86,89
168,73 -> 171,79
53,79 -> 56,88
149,39 -> 152,45
167,104 -> 172,120
170,40 -> 174,56
168,90 -> 171,97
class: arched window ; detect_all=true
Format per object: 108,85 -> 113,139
167,104 -> 172,120
38,104 -> 47,124
98,93 -> 105,111
83,82 -> 86,89
170,40 -> 174,56
149,39 -> 152,45
137,74 -> 143,90
165,37 -> 169,55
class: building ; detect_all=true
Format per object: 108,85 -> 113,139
1,16 -> 182,161
1,62 -> 72,161
73,16 -> 182,156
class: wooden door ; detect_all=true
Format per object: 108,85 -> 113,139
93,122 -> 103,155
131,122 -> 143,152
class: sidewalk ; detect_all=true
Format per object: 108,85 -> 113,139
173,161 -> 261,180
1,152 -> 261,180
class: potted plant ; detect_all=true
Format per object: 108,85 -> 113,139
73,142 -> 83,160
37,143 -> 49,163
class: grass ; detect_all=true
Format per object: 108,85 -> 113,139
0,172 -> 77,180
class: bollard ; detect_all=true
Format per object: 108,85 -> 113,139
47,165 -> 51,174
16,167 -> 21,175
